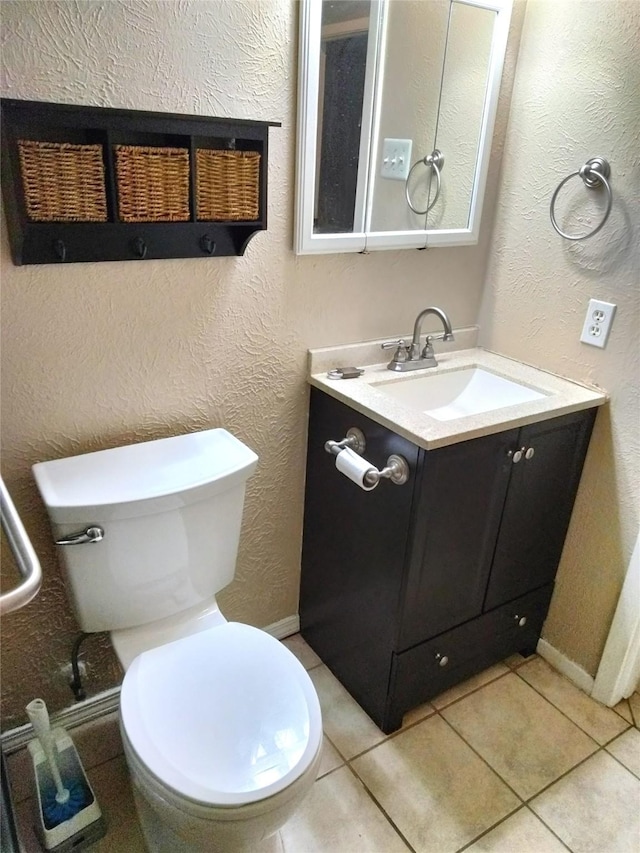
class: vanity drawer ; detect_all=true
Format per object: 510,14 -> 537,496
389,584 -> 553,715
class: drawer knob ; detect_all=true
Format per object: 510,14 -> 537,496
514,615 -> 527,627
508,448 -> 525,463
525,447 -> 535,460
435,653 -> 449,667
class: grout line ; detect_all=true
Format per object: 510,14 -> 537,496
602,741 -> 640,782
437,712 -> 526,804
610,697 -> 633,725
428,665 -> 512,714
512,665 -> 628,746
344,762 -> 417,853
322,662 -> 519,766
453,804 -> 572,853
525,747 -> 605,804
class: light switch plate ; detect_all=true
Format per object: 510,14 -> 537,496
381,138 -> 412,181
580,298 -> 617,348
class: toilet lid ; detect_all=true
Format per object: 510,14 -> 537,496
120,623 -> 322,807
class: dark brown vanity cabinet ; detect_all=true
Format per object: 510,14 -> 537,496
300,387 -> 596,733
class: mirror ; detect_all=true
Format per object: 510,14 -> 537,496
295,0 -> 512,254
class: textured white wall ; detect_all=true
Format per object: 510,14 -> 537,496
479,0 -> 640,675
0,0 -> 520,727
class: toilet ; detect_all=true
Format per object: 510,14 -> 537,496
32,429 -> 323,853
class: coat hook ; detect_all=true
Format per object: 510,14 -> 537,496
131,237 -> 147,259
199,235 -> 216,255
53,239 -> 66,262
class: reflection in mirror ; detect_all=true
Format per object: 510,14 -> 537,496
426,3 -> 496,230
315,1 -> 371,234
368,0 -> 449,233
295,0 -> 513,254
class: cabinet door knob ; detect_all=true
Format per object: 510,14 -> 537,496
525,447 -> 535,460
514,615 -> 527,627
435,653 -> 449,667
508,447 -> 524,463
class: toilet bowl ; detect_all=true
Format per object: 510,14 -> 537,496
118,621 -> 322,852
33,429 -> 323,852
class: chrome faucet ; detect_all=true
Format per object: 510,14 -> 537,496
382,306 -> 454,371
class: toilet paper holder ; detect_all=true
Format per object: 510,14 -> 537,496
324,428 -> 410,486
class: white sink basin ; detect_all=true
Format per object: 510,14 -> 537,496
371,367 -> 547,422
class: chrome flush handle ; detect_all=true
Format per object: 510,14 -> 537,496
56,526 -> 104,546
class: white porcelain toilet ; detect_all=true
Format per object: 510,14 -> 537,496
33,429 -> 323,853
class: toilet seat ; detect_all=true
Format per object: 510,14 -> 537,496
120,623 -> 322,808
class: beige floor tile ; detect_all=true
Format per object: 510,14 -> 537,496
465,806 -> 567,852
281,633 -> 322,670
606,727 -> 640,778
280,765 -> 410,852
629,691 -> 640,728
614,698 -> 634,724
87,756 -> 146,853
317,735 -> 345,778
431,663 -> 509,710
352,714 -> 520,853
442,673 -> 598,800
517,657 -> 629,745
308,665 -> 386,758
530,751 -> 640,853
503,652 -> 538,669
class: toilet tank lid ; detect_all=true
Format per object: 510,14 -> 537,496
32,429 -> 258,510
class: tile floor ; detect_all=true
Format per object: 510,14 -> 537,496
7,635 -> 640,853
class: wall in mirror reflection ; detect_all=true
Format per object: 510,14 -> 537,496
315,0 -> 496,236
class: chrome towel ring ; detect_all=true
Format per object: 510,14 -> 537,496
550,157 -> 612,241
405,149 -> 444,215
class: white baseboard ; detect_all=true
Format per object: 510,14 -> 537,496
1,615 -> 301,754
537,638 -> 595,695
1,687 -> 122,755
262,614 -> 300,640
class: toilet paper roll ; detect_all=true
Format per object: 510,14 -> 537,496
335,447 -> 378,491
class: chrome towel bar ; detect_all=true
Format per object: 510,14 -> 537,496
405,149 -> 444,215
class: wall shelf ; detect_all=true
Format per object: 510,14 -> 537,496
0,99 -> 280,264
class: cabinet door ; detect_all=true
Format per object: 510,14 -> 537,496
300,388 -> 420,727
484,409 -> 596,610
398,427 -> 517,650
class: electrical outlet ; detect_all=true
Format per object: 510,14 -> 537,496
381,138 -> 412,181
580,299 -> 616,348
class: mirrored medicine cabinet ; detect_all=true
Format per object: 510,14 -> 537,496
294,0 -> 513,254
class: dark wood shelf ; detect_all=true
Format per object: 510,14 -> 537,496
1,99 -> 280,264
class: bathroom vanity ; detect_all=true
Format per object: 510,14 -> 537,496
299,347 -> 605,732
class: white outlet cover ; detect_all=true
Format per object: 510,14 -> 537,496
381,138 -> 412,181
580,298 -> 617,348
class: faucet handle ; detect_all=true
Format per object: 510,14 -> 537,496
381,339 -> 410,363
427,331 -> 455,343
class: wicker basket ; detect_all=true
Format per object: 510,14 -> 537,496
17,140 -> 108,222
196,149 -> 260,221
115,145 -> 190,222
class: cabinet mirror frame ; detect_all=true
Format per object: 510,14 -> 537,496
295,0 -> 512,255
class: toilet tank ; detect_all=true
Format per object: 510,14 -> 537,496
32,429 -> 258,632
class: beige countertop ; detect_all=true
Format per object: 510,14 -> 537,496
308,340 -> 607,450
